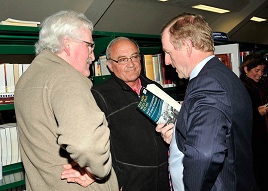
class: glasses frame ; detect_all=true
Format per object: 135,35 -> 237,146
109,54 -> 141,65
82,40 -> 95,50
74,38 -> 95,53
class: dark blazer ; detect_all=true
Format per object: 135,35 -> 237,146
175,57 -> 258,191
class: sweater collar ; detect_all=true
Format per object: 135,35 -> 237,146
110,72 -> 151,95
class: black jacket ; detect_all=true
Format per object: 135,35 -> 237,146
92,73 -> 169,191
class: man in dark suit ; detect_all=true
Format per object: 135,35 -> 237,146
157,13 -> 258,191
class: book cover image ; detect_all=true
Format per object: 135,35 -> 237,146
137,87 -> 179,125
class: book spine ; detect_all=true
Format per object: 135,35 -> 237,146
0,64 -> 6,93
99,55 -> 110,76
143,54 -> 155,81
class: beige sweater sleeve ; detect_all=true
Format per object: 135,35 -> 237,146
54,72 -> 112,179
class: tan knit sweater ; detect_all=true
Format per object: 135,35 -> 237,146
14,50 -> 118,191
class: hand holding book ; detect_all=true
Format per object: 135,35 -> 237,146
137,84 -> 181,125
155,123 -> 174,144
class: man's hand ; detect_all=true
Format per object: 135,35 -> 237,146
61,162 -> 95,187
155,123 -> 174,144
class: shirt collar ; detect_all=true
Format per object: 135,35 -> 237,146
131,78 -> 142,95
190,55 -> 215,80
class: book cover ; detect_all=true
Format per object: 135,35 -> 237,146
137,84 -> 181,124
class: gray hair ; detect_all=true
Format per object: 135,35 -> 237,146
106,37 -> 140,60
35,10 -> 93,54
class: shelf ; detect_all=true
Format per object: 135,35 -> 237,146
0,104 -> 14,111
0,163 -> 25,190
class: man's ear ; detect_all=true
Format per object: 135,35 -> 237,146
107,60 -> 113,72
244,66 -> 248,74
184,39 -> 192,56
63,38 -> 71,56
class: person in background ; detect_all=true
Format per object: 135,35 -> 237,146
14,10 -> 118,191
239,54 -> 268,191
157,12 -> 258,191
91,37 -> 169,191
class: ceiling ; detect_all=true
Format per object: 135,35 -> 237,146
1,0 -> 268,50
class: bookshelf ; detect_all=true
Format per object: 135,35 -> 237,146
0,25 -> 37,190
0,163 -> 25,191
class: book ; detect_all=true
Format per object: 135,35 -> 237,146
4,123 -> 20,164
137,84 -> 181,125
1,18 -> 40,27
162,63 -> 174,88
0,127 -> 8,166
5,126 -> 12,165
156,54 -> 164,86
0,123 -> 20,166
143,54 -> 155,81
152,54 -> 161,84
99,55 -> 110,76
0,64 -> 6,93
13,64 -> 20,85
4,64 -> 15,93
216,53 -> 232,69
93,61 -> 102,76
22,64 -> 30,73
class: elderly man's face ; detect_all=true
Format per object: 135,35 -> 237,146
107,39 -> 142,85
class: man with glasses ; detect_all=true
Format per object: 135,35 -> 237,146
14,10 -> 118,191
91,37 -> 170,191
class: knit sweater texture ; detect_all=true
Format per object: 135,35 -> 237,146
14,50 -> 118,191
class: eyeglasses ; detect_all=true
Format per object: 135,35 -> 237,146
109,54 -> 141,65
75,39 -> 95,53
82,40 -> 95,50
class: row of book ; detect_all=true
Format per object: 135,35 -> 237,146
0,123 -> 21,167
143,53 -> 176,88
0,63 -> 31,104
91,53 -> 177,88
0,172 -> 25,190
93,55 -> 111,77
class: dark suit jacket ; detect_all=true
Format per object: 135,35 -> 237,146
175,57 -> 258,191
